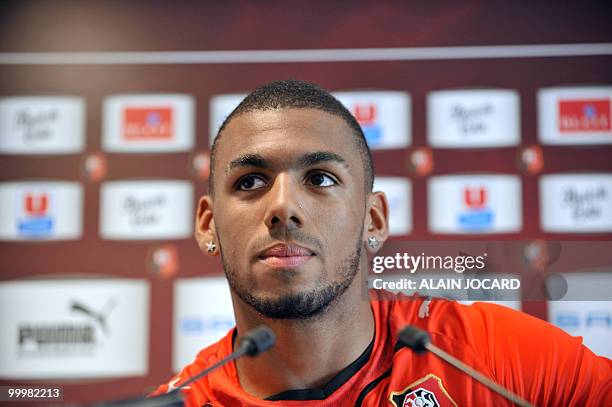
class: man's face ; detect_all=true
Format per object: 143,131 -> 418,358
209,108 -> 368,319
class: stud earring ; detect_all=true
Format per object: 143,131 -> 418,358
367,236 -> 379,249
206,241 -> 217,253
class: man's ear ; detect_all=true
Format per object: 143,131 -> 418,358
363,191 -> 389,253
195,195 -> 219,256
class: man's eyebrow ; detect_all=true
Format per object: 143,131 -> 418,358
227,154 -> 268,173
226,151 -> 348,174
298,151 -> 348,168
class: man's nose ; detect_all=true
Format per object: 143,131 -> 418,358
263,173 -> 304,229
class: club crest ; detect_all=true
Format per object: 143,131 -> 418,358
389,374 -> 457,407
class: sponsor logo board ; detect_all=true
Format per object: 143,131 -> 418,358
373,177 -> 412,236
123,107 -> 173,140
0,181 -> 83,241
428,175 -> 522,234
173,277 -> 235,372
333,91 -> 411,150
549,273 -> 612,358
0,279 -> 149,378
538,87 -> 612,145
103,94 -> 194,152
540,174 -> 612,233
100,180 -> 193,240
427,89 -> 520,148
0,97 -> 85,154
209,94 -> 247,147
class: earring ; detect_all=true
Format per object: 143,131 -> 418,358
206,241 -> 217,253
367,236 -> 379,249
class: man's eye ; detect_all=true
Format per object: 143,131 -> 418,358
307,172 -> 336,187
237,175 -> 266,191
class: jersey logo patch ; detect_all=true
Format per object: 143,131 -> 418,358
389,373 -> 458,407
400,388 -> 439,407
166,377 -> 191,393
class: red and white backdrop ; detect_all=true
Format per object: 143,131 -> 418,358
0,1 -> 611,404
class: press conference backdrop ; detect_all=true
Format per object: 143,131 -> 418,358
0,1 -> 611,404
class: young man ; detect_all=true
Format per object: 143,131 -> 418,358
152,80 -> 611,406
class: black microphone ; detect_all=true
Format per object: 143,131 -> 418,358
398,325 -> 534,407
238,324 -> 276,356
93,325 -> 275,407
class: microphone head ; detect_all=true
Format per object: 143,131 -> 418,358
398,325 -> 431,354
240,325 -> 276,356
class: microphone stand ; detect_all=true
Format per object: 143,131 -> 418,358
94,325 -> 275,407
399,325 -> 534,407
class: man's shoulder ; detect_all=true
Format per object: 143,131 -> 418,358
193,329 -> 234,366
149,328 -> 235,402
370,289 -> 548,349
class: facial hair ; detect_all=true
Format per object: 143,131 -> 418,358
221,238 -> 362,320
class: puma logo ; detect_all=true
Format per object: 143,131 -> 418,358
71,298 -> 117,335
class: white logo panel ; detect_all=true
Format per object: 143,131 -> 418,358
373,177 -> 412,236
100,180 -> 193,240
428,175 -> 522,234
0,97 -> 85,154
538,86 -> 612,145
209,94 -> 247,146
548,273 -> 612,358
540,174 -> 612,233
0,279 -> 149,379
173,277 -> 235,372
333,91 -> 411,150
103,94 -> 194,152
0,181 -> 83,241
427,89 -> 520,148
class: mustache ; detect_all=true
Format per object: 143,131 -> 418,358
251,227 -> 324,256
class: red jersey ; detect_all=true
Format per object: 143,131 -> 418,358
152,290 -> 611,406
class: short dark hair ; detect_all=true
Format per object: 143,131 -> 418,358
208,79 -> 374,195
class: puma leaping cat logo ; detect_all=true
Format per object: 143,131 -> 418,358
71,297 -> 118,335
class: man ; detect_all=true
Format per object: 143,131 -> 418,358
152,80 -> 611,406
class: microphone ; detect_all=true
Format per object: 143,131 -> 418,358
239,324 -> 276,356
93,325 -> 275,407
398,325 -> 534,407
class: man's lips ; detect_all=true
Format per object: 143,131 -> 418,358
257,244 -> 315,268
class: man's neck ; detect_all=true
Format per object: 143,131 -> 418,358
232,283 -> 374,399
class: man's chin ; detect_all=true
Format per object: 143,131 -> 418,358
235,282 -> 351,320
223,239 -> 362,320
